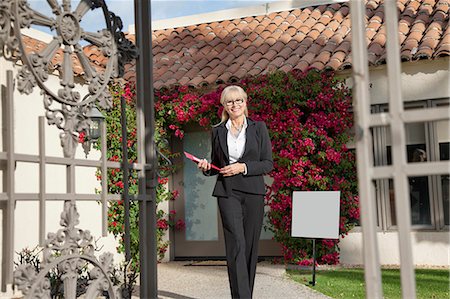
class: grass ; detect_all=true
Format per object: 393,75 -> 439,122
287,268 -> 449,299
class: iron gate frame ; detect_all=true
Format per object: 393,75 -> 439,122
350,1 -> 450,298
0,0 -> 158,297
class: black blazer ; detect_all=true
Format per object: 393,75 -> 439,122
205,118 -> 273,197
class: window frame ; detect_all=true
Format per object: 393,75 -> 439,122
369,98 -> 449,232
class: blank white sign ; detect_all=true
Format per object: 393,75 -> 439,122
291,191 -> 341,239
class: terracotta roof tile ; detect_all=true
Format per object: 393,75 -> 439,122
196,65 -> 212,78
295,60 -> 310,72
234,53 -> 251,66
252,36 -> 265,48
293,45 -> 309,57
204,73 -> 219,83
293,32 -> 307,43
268,56 -> 286,68
248,52 -> 263,63
300,51 -> 317,65
307,29 -> 321,40
290,9 -> 302,18
178,76 -> 191,86
277,47 -> 294,60
247,67 -> 261,77
265,37 -> 277,46
285,40 -> 300,50
285,54 -> 300,67
272,28 -> 284,39
217,72 -> 233,84
240,39 -> 253,49
247,20 -> 260,30
271,15 -> 285,27
263,49 -> 278,61
298,9 -> 311,22
278,21 -> 291,32
310,60 -> 326,70
21,0 -> 443,89
258,43 -> 271,54
224,63 -> 241,74
279,64 -> 293,73
205,58 -> 221,70
368,43 -> 384,64
278,32 -> 292,44
285,13 -> 298,24
291,19 -> 304,30
234,67 -> 249,79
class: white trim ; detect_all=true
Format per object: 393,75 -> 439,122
21,28 -> 54,43
128,0 -> 349,33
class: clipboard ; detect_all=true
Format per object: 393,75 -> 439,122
184,151 -> 221,171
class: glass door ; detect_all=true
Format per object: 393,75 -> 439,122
172,129 -> 280,258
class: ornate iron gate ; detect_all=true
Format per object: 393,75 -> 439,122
0,0 -> 157,297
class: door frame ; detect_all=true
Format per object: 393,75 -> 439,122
170,125 -> 281,259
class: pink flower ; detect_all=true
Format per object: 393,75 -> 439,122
175,219 -> 186,230
158,177 -> 168,185
171,190 -> 180,199
78,131 -> 86,143
157,219 -> 169,230
175,129 -> 184,139
178,86 -> 188,93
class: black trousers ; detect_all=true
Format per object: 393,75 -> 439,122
218,190 -> 265,299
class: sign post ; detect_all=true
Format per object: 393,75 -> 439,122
291,191 -> 341,286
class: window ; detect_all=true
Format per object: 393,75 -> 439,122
370,99 -> 449,231
434,101 -> 449,227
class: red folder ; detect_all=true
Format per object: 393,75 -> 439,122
184,151 -> 221,171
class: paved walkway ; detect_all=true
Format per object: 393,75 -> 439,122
155,261 -> 331,299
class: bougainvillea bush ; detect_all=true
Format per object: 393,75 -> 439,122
104,69 -> 358,266
93,83 -> 184,267
243,70 -> 358,265
154,69 -> 358,265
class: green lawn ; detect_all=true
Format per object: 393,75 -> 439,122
287,268 -> 449,299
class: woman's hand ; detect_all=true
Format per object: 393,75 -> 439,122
197,158 -> 211,172
220,163 -> 245,177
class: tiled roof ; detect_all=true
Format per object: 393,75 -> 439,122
22,0 -> 449,89
147,0 -> 449,89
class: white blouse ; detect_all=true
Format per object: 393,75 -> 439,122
225,117 -> 247,164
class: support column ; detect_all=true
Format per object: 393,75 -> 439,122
134,0 -> 158,297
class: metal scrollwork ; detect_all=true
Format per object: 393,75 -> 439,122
1,0 -> 138,157
109,11 -> 138,77
0,0 -> 19,59
7,0 -> 134,158
14,201 -> 121,299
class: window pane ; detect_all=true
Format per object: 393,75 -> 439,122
388,177 -> 431,226
437,119 -> 449,225
442,175 -> 449,225
409,176 -> 431,225
388,179 -> 396,226
183,131 -> 218,241
385,122 -> 431,226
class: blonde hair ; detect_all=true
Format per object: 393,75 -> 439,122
219,85 -> 248,123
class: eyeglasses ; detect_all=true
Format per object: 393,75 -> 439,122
225,99 -> 244,106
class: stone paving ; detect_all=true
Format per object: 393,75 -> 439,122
154,261 -> 332,299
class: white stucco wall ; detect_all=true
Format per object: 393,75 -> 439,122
344,57 -> 450,105
340,231 -> 450,266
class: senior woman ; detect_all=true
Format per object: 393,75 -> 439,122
198,85 -> 273,299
